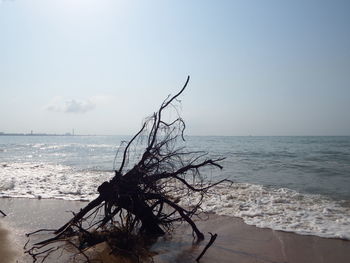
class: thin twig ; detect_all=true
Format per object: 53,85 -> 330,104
196,232 -> 218,262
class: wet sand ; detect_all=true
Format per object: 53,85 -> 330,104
0,222 -> 18,263
0,198 -> 86,263
0,197 -> 350,263
152,215 -> 350,263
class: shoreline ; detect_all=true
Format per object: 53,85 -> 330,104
1,197 -> 350,263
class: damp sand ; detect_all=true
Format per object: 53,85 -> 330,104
0,198 -> 349,263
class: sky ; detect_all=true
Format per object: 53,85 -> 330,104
0,0 -> 349,136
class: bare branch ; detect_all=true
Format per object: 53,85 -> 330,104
26,76 -> 228,262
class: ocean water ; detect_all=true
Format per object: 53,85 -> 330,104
1,135 -> 350,239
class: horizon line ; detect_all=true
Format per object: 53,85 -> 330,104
1,132 -> 349,137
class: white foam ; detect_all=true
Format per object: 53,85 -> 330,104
1,162 -> 350,240
176,182 -> 350,240
0,162 -> 112,201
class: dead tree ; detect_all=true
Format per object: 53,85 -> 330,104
26,76 -> 229,262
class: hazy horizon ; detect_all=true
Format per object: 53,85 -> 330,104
1,131 -> 350,137
1,0 -> 350,136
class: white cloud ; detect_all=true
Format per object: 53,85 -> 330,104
64,99 -> 95,113
45,96 -> 96,114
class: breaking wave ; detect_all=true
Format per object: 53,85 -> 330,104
1,162 -> 350,240
178,182 -> 350,240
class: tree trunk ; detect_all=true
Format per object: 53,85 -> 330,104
119,196 -> 165,235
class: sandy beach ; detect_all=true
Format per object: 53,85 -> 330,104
0,197 -> 350,263
0,222 -> 18,263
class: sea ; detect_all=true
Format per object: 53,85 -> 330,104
1,135 -> 350,240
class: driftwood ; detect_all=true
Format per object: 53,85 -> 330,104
196,232 -> 218,262
25,76 -> 229,262
0,209 -> 6,216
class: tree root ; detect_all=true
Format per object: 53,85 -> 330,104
196,232 -> 218,262
25,76 -> 230,262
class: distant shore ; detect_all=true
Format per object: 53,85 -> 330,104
0,132 -> 112,136
1,197 -> 350,263
0,132 -> 76,136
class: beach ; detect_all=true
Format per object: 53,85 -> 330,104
2,136 -> 350,241
0,221 -> 18,263
0,198 -> 85,263
1,197 -> 349,263
2,0 -> 350,261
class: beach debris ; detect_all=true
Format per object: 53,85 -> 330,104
25,76 -> 229,262
0,209 -> 6,216
196,232 -> 218,262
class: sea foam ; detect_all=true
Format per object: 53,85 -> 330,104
0,162 -> 111,201
1,162 -> 350,240
177,182 -> 350,240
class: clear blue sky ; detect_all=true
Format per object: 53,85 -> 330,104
1,0 -> 349,136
